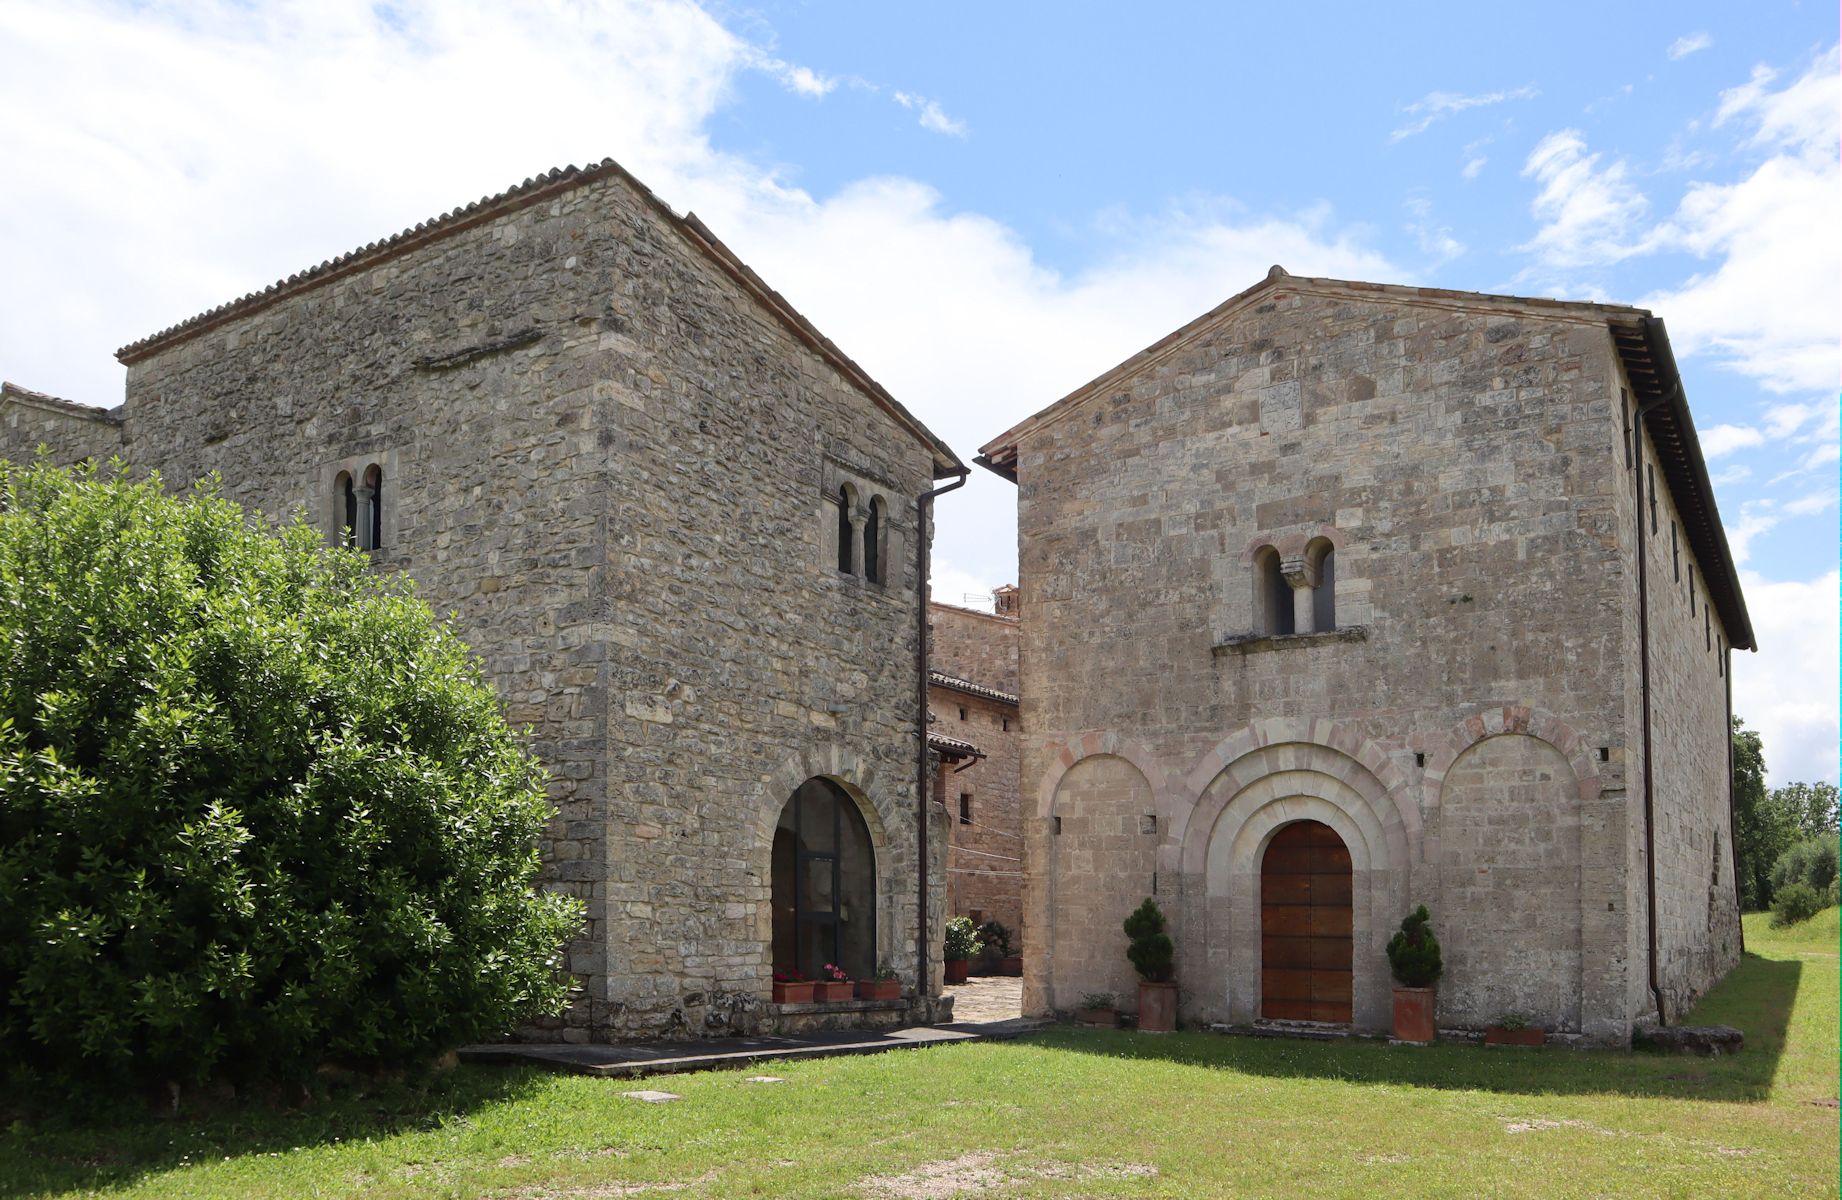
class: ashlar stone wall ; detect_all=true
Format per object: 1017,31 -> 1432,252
4,165 -> 955,1042
995,275 -> 1739,1044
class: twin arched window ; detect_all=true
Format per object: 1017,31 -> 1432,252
335,463 -> 385,551
835,484 -> 888,585
1254,537 -> 1335,636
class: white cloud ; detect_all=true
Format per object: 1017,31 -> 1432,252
1644,48 -> 1842,397
1517,129 -> 1650,272
893,91 -> 967,137
1732,569 -> 1841,785
756,57 -> 835,97
1390,85 -> 1538,141
1403,195 -> 1465,265
1667,32 -> 1713,61
1461,156 -> 1487,180
1699,423 -> 1766,458
0,0 -> 1397,595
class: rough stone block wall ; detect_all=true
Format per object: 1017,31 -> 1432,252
0,386 -> 124,467
1615,353 -> 1743,1022
930,601 -> 1020,695
18,168 -> 948,1042
1040,753 -> 1157,1011
929,601 -> 1024,943
1000,279 -> 1717,1042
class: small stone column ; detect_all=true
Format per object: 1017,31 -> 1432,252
1280,555 -> 1320,634
849,512 -> 867,577
354,484 -> 377,551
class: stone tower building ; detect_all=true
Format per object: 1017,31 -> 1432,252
929,596 -> 1023,940
977,268 -> 1752,1045
0,160 -> 969,1043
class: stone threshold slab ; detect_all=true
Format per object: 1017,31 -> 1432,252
460,1018 -> 1049,1079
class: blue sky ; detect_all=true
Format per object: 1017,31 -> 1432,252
0,0 -> 1835,780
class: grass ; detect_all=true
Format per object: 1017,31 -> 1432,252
2,911 -> 1835,1199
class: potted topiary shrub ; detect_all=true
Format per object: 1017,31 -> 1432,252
1075,992 -> 1119,1028
1386,905 -> 1443,1044
857,962 -> 902,1002
772,968 -> 815,1005
943,916 -> 982,984
1484,1011 -> 1545,1048
980,920 -> 1023,976
815,962 -> 854,1002
1124,898 -> 1177,1033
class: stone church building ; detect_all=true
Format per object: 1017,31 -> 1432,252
977,268 -> 1752,1045
1,159 -> 970,1042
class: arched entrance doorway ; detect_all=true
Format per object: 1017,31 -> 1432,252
771,778 -> 877,982
1260,819 -> 1353,1023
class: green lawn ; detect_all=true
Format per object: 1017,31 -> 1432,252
4,911 -> 1836,1199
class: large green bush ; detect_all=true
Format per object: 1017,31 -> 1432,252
0,462 -> 582,1091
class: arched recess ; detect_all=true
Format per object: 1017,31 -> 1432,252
1035,731 -> 1171,823
772,778 -> 877,981
1418,705 -> 1602,815
1433,732 -> 1584,1031
1174,718 -> 1416,861
1043,751 -> 1159,1011
751,743 -> 894,991
1194,758 -> 1403,1031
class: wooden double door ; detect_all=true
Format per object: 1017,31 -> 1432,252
1260,820 -> 1353,1023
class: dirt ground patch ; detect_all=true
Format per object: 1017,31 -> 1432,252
855,1151 -> 1156,1198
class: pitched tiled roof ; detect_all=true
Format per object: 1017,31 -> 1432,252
115,159 -> 964,477
929,670 -> 1018,707
927,729 -> 983,761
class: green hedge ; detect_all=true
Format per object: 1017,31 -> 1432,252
0,463 -> 582,1091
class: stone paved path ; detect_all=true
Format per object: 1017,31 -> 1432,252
944,975 -> 1023,1023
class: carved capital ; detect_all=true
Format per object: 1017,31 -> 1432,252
1279,555 -> 1319,590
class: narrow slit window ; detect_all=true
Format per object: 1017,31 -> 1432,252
864,495 -> 883,584
1670,521 -> 1679,581
1689,566 -> 1696,614
958,794 -> 971,825
336,471 -> 356,548
1620,389 -> 1632,468
1704,604 -> 1711,651
1647,463 -> 1658,533
1255,546 -> 1293,636
836,485 -> 854,574
362,463 -> 382,551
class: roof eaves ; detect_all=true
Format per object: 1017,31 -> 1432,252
1613,316 -> 1755,650
0,382 -> 123,425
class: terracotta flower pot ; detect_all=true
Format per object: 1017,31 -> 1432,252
998,956 -> 1023,977
856,979 -> 901,1001
944,958 -> 970,984
1137,980 -> 1178,1033
813,981 -> 854,1002
1484,1026 -> 1545,1047
772,981 -> 815,1004
1075,1007 -> 1118,1028
1391,985 -> 1437,1043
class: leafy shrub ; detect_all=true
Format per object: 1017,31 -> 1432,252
977,919 -> 1015,958
0,462 -> 582,1092
1770,837 -> 1839,900
943,916 -> 982,961
1123,898 -> 1174,982
1386,905 -> 1443,987
1771,881 -> 1825,928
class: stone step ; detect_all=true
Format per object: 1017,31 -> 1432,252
1217,1019 -> 1352,1041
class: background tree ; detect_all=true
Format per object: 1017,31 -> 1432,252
1730,717 -> 1788,910
0,462 -> 582,1094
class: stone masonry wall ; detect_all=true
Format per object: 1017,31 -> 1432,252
1610,348 -> 1743,1023
929,601 -> 1023,939
0,386 -> 125,467
17,168 -> 947,1041
1008,281 -> 1662,1040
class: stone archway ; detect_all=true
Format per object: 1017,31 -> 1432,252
771,777 -> 878,981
